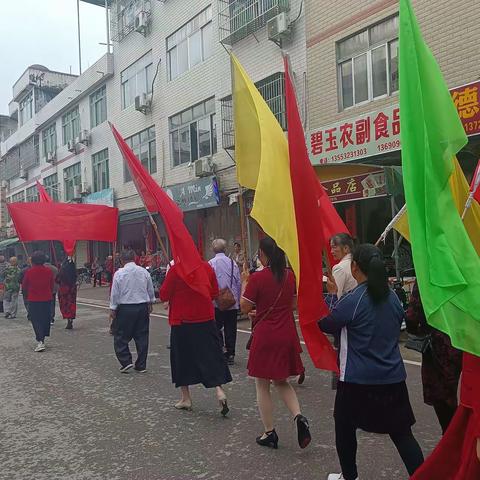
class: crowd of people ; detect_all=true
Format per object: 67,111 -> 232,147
1,235 -> 479,478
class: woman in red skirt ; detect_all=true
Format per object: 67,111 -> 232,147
240,236 -> 311,450
57,258 -> 77,329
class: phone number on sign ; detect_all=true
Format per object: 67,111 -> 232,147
377,139 -> 401,152
464,120 -> 480,134
322,148 -> 368,163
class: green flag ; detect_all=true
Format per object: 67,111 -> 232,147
400,0 -> 480,356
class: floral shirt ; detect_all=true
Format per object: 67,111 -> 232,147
4,265 -> 21,293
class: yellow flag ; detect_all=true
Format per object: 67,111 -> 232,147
394,157 -> 480,255
232,54 -> 299,276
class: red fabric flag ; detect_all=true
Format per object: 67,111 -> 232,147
284,57 -> 350,372
471,159 -> 480,204
109,123 -> 211,300
8,203 -> 118,243
35,180 -> 76,255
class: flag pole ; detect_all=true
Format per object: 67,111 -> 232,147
375,204 -> 407,246
145,211 -> 169,261
461,192 -> 474,220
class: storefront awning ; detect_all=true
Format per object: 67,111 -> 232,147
119,209 -> 148,223
0,237 -> 19,249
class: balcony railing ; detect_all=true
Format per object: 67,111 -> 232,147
111,0 -> 151,41
221,72 -> 286,150
218,0 -> 290,45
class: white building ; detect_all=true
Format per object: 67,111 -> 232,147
0,0 -> 306,265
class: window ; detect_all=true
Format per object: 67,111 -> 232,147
63,163 -> 81,201
44,173 -> 60,201
62,106 -> 80,145
11,191 -> 25,203
337,15 -> 399,109
19,91 -> 34,126
42,123 -> 57,157
167,6 -> 213,80
121,52 -> 153,109
90,85 -> 107,128
26,185 -> 39,202
92,149 -> 110,192
124,127 -> 156,181
169,98 -> 217,167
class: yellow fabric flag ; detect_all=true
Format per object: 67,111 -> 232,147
232,53 -> 299,276
393,157 -> 480,255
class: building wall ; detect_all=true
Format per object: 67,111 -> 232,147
305,0 -> 480,130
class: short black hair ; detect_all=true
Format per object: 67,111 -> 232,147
31,251 -> 46,266
121,249 -> 136,263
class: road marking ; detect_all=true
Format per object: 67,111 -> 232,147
77,300 -> 422,367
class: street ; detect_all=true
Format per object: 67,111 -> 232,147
0,287 -> 441,480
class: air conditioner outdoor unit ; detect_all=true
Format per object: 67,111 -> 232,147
80,182 -> 91,195
19,167 -> 28,180
46,151 -> 56,163
194,158 -> 213,178
135,11 -> 149,35
67,140 -> 77,153
267,12 -> 291,41
77,130 -> 90,146
135,93 -> 152,114
73,185 -> 82,199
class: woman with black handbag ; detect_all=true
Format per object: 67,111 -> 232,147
240,236 -> 310,450
406,281 -> 462,434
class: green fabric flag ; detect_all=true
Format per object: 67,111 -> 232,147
399,0 -> 480,356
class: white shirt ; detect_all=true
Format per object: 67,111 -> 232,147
109,262 -> 155,310
332,253 -> 357,299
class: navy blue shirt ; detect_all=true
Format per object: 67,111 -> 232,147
320,283 -> 406,385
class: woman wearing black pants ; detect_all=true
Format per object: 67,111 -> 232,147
319,244 -> 424,480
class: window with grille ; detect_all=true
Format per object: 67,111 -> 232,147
43,173 -> 60,201
63,163 -> 81,201
42,123 -> 57,157
92,149 -> 110,192
124,127 -> 156,181
11,191 -> 25,203
90,85 -> 107,128
337,15 -> 398,110
62,106 -> 80,145
26,185 -> 39,202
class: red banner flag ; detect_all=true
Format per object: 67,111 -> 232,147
35,180 -> 52,203
471,159 -> 480,204
7,203 -> 118,243
109,123 -> 211,300
285,57 -> 349,372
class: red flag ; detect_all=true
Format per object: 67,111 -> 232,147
284,57 -> 349,372
36,180 -> 52,202
109,123 -> 211,300
471,159 -> 480,204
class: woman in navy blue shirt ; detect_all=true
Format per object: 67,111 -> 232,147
319,244 -> 424,480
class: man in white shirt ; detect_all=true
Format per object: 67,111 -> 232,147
109,250 -> 155,373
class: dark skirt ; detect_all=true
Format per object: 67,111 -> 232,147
29,301 -> 51,342
170,320 -> 232,388
334,381 -> 416,435
58,284 -> 77,319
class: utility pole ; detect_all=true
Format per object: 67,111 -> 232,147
77,0 -> 82,74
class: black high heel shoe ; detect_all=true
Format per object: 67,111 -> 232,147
256,429 -> 279,449
294,414 -> 311,449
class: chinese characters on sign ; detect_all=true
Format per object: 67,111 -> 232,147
309,80 -> 480,165
321,171 -> 387,203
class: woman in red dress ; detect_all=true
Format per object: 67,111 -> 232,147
57,258 -> 77,330
240,236 -> 311,450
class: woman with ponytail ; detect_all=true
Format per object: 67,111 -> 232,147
240,236 -> 311,451
319,244 -> 424,480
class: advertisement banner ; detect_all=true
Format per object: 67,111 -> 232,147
165,176 -> 220,212
83,188 -> 114,207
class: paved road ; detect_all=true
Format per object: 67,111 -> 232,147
0,295 -> 441,480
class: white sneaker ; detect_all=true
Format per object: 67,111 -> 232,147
327,475 -> 359,480
34,342 -> 46,352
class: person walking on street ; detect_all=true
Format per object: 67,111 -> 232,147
109,250 -> 155,373
209,239 -> 241,365
0,255 -> 8,313
105,255 -> 113,285
44,257 -> 59,325
91,257 -> 103,287
240,237 -> 310,450
319,244 -> 424,480
230,242 -> 245,270
3,257 -> 21,319
21,251 -> 54,352
159,260 -> 232,416
57,258 -> 77,330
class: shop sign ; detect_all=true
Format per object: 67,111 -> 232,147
165,176 -> 220,212
309,80 -> 480,165
83,188 -> 114,207
321,170 -> 387,204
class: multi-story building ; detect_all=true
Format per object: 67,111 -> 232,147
0,0 -> 306,264
305,0 -> 480,270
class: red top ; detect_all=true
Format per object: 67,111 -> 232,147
461,353 -> 480,411
22,265 -> 54,302
159,262 -> 218,326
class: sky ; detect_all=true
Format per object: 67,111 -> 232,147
0,0 -> 108,114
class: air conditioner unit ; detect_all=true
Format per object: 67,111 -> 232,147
267,12 -> 291,41
73,184 -> 82,199
46,151 -> 56,163
19,167 -> 28,180
194,158 -> 213,178
80,182 -> 90,195
135,11 -> 149,35
67,140 -> 77,153
77,130 -> 90,146
135,93 -> 152,114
